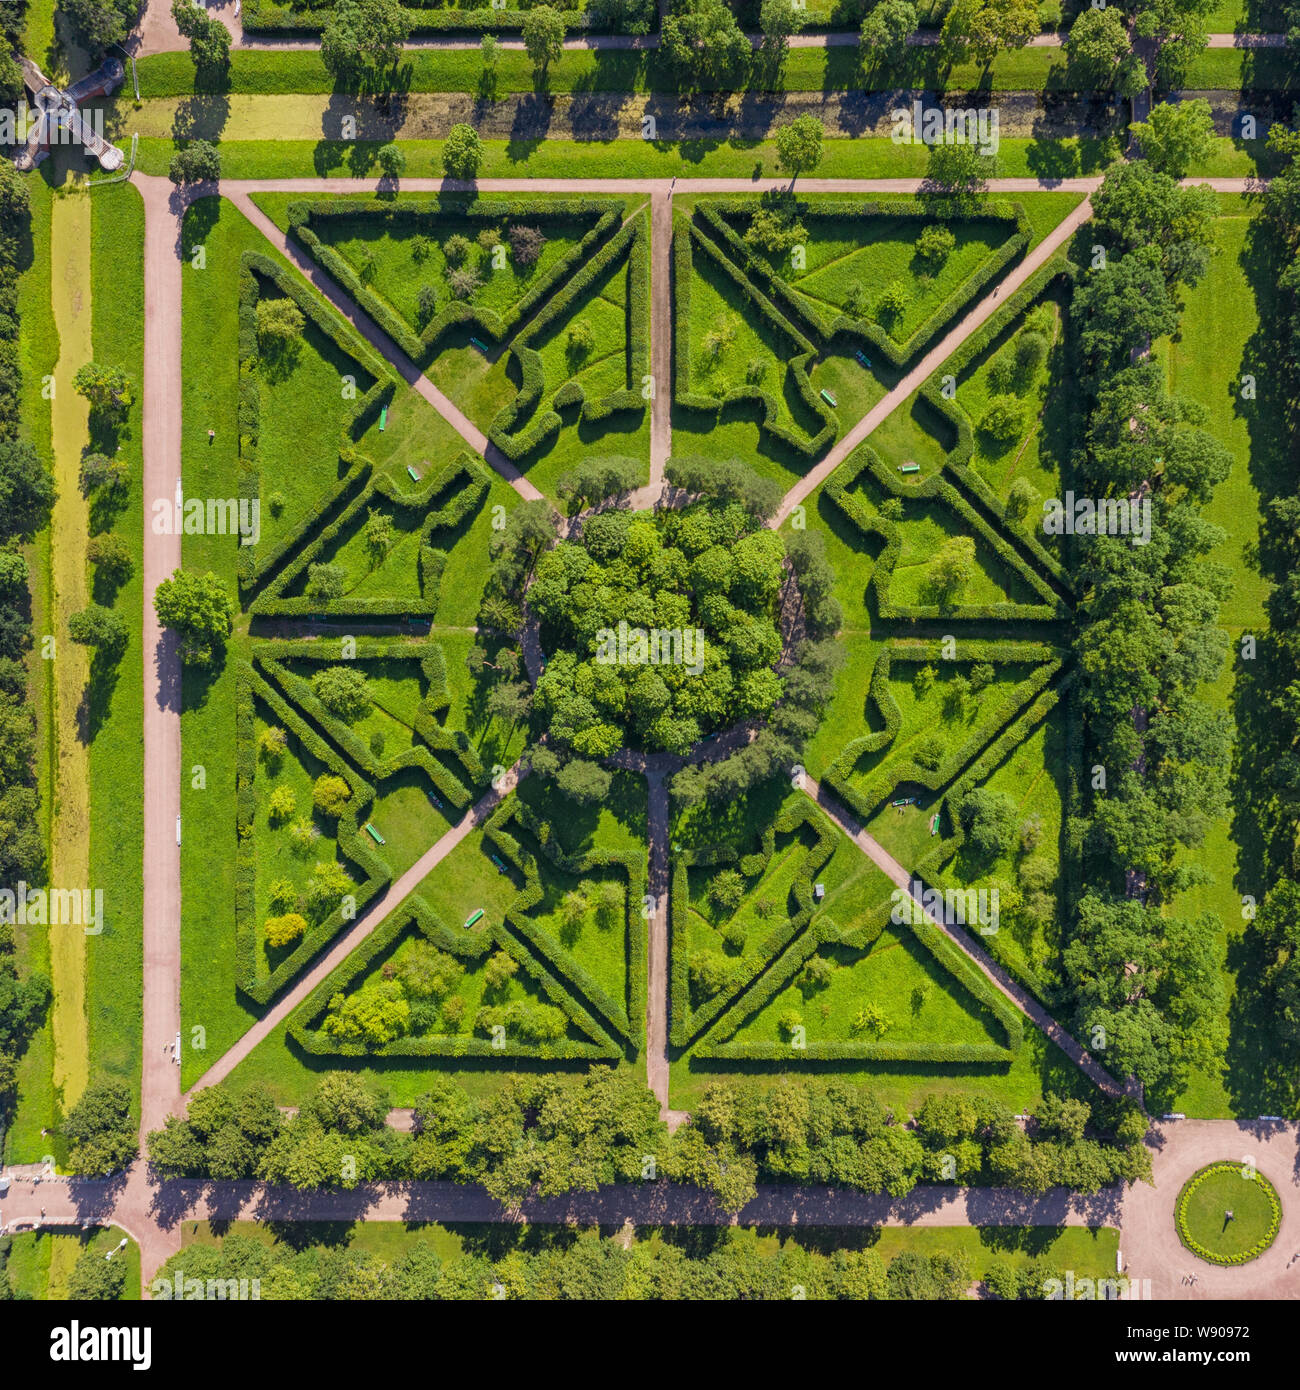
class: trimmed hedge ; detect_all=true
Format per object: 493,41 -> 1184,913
283,783 -> 648,1061
285,891 -> 622,1061
236,663 -> 391,1006
242,0 -> 599,34
915,257 -> 1079,595
826,642 -> 1063,827
670,801 -> 837,1048
483,795 -> 648,1046
287,197 -> 623,365
673,215 -> 834,461
686,800 -> 1034,1056
823,443 -> 1065,625
1174,1163 -> 1281,1267
488,209 -> 650,460
236,251 -> 397,595
248,450 -> 489,618
254,638 -> 482,808
695,197 -> 1031,373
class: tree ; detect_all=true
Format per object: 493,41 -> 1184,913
87,532 -> 133,587
63,1080 -> 138,1176
0,441 -> 56,541
940,0 -> 1037,66
922,143 -> 998,216
1090,161 -> 1217,289
62,0 -> 138,51
268,785 -> 296,825
321,0 -> 409,83
586,0 -> 655,35
1006,476 -> 1039,522
1130,99 -> 1215,180
153,568 -> 233,667
553,757 -> 612,805
168,140 -> 221,186
72,362 -> 134,421
68,604 -> 128,660
523,5 -> 566,77
363,508 -> 395,564
378,142 -> 406,178
255,297 -> 305,350
443,124 -> 483,180
661,0 -> 750,89
916,223 -> 956,265
312,774 -> 353,818
979,393 -> 1027,442
859,0 -> 917,69
775,115 -> 824,182
67,1245 -> 126,1301
264,912 -> 308,948
79,451 -> 129,498
324,981 -> 410,1045
172,0 -> 231,72
1065,4 -> 1129,82
958,787 -> 1018,859
929,535 -> 975,604
709,869 -> 746,916
312,666 -> 372,723
758,0 -> 804,78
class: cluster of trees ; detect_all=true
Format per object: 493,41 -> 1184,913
149,1225 -> 1049,1300
409,222 -> 546,322
1244,127 -> 1300,1095
530,505 -> 787,758
1062,146 -> 1233,1105
0,1233 -> 127,1301
0,167 -> 51,1147
668,1078 -> 1149,1210
149,1069 -> 1148,1213
660,0 -> 823,91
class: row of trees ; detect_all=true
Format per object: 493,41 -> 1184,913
148,1068 -> 1148,1213
150,1224 -> 1066,1299
1244,126 -> 1300,1102
1062,127 -> 1232,1106
0,165 -> 53,1146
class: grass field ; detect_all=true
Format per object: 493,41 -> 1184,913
47,184 -> 93,1115
5,1226 -> 141,1301
129,133 -> 1132,183
84,181 -> 146,1109
1162,203 -> 1278,1119
129,42 -> 1295,99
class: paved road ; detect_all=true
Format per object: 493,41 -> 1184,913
128,1 -> 1285,57
184,763 -> 526,1099
136,176 -> 185,1145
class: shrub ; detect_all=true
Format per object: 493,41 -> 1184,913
268,785 -> 296,824
265,912 -> 308,948
443,233 -> 473,266
1006,476 -> 1039,522
447,267 -> 482,300
416,284 -> 438,328
312,665 -> 372,722
508,224 -> 546,267
260,726 -> 288,763
709,869 -> 746,916
306,562 -> 347,600
312,774 -> 352,817
566,318 -> 595,361
86,532 -> 133,585
377,143 -> 406,178
979,394 -> 1027,442
875,279 -> 910,322
916,224 -> 956,265
268,878 -> 298,913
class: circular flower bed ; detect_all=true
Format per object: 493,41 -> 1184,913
1174,1162 -> 1281,1266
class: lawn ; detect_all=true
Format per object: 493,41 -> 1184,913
1176,1164 -> 1280,1264
1161,206 -> 1278,1119
5,1226 -> 141,1301
84,180 -> 147,1111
